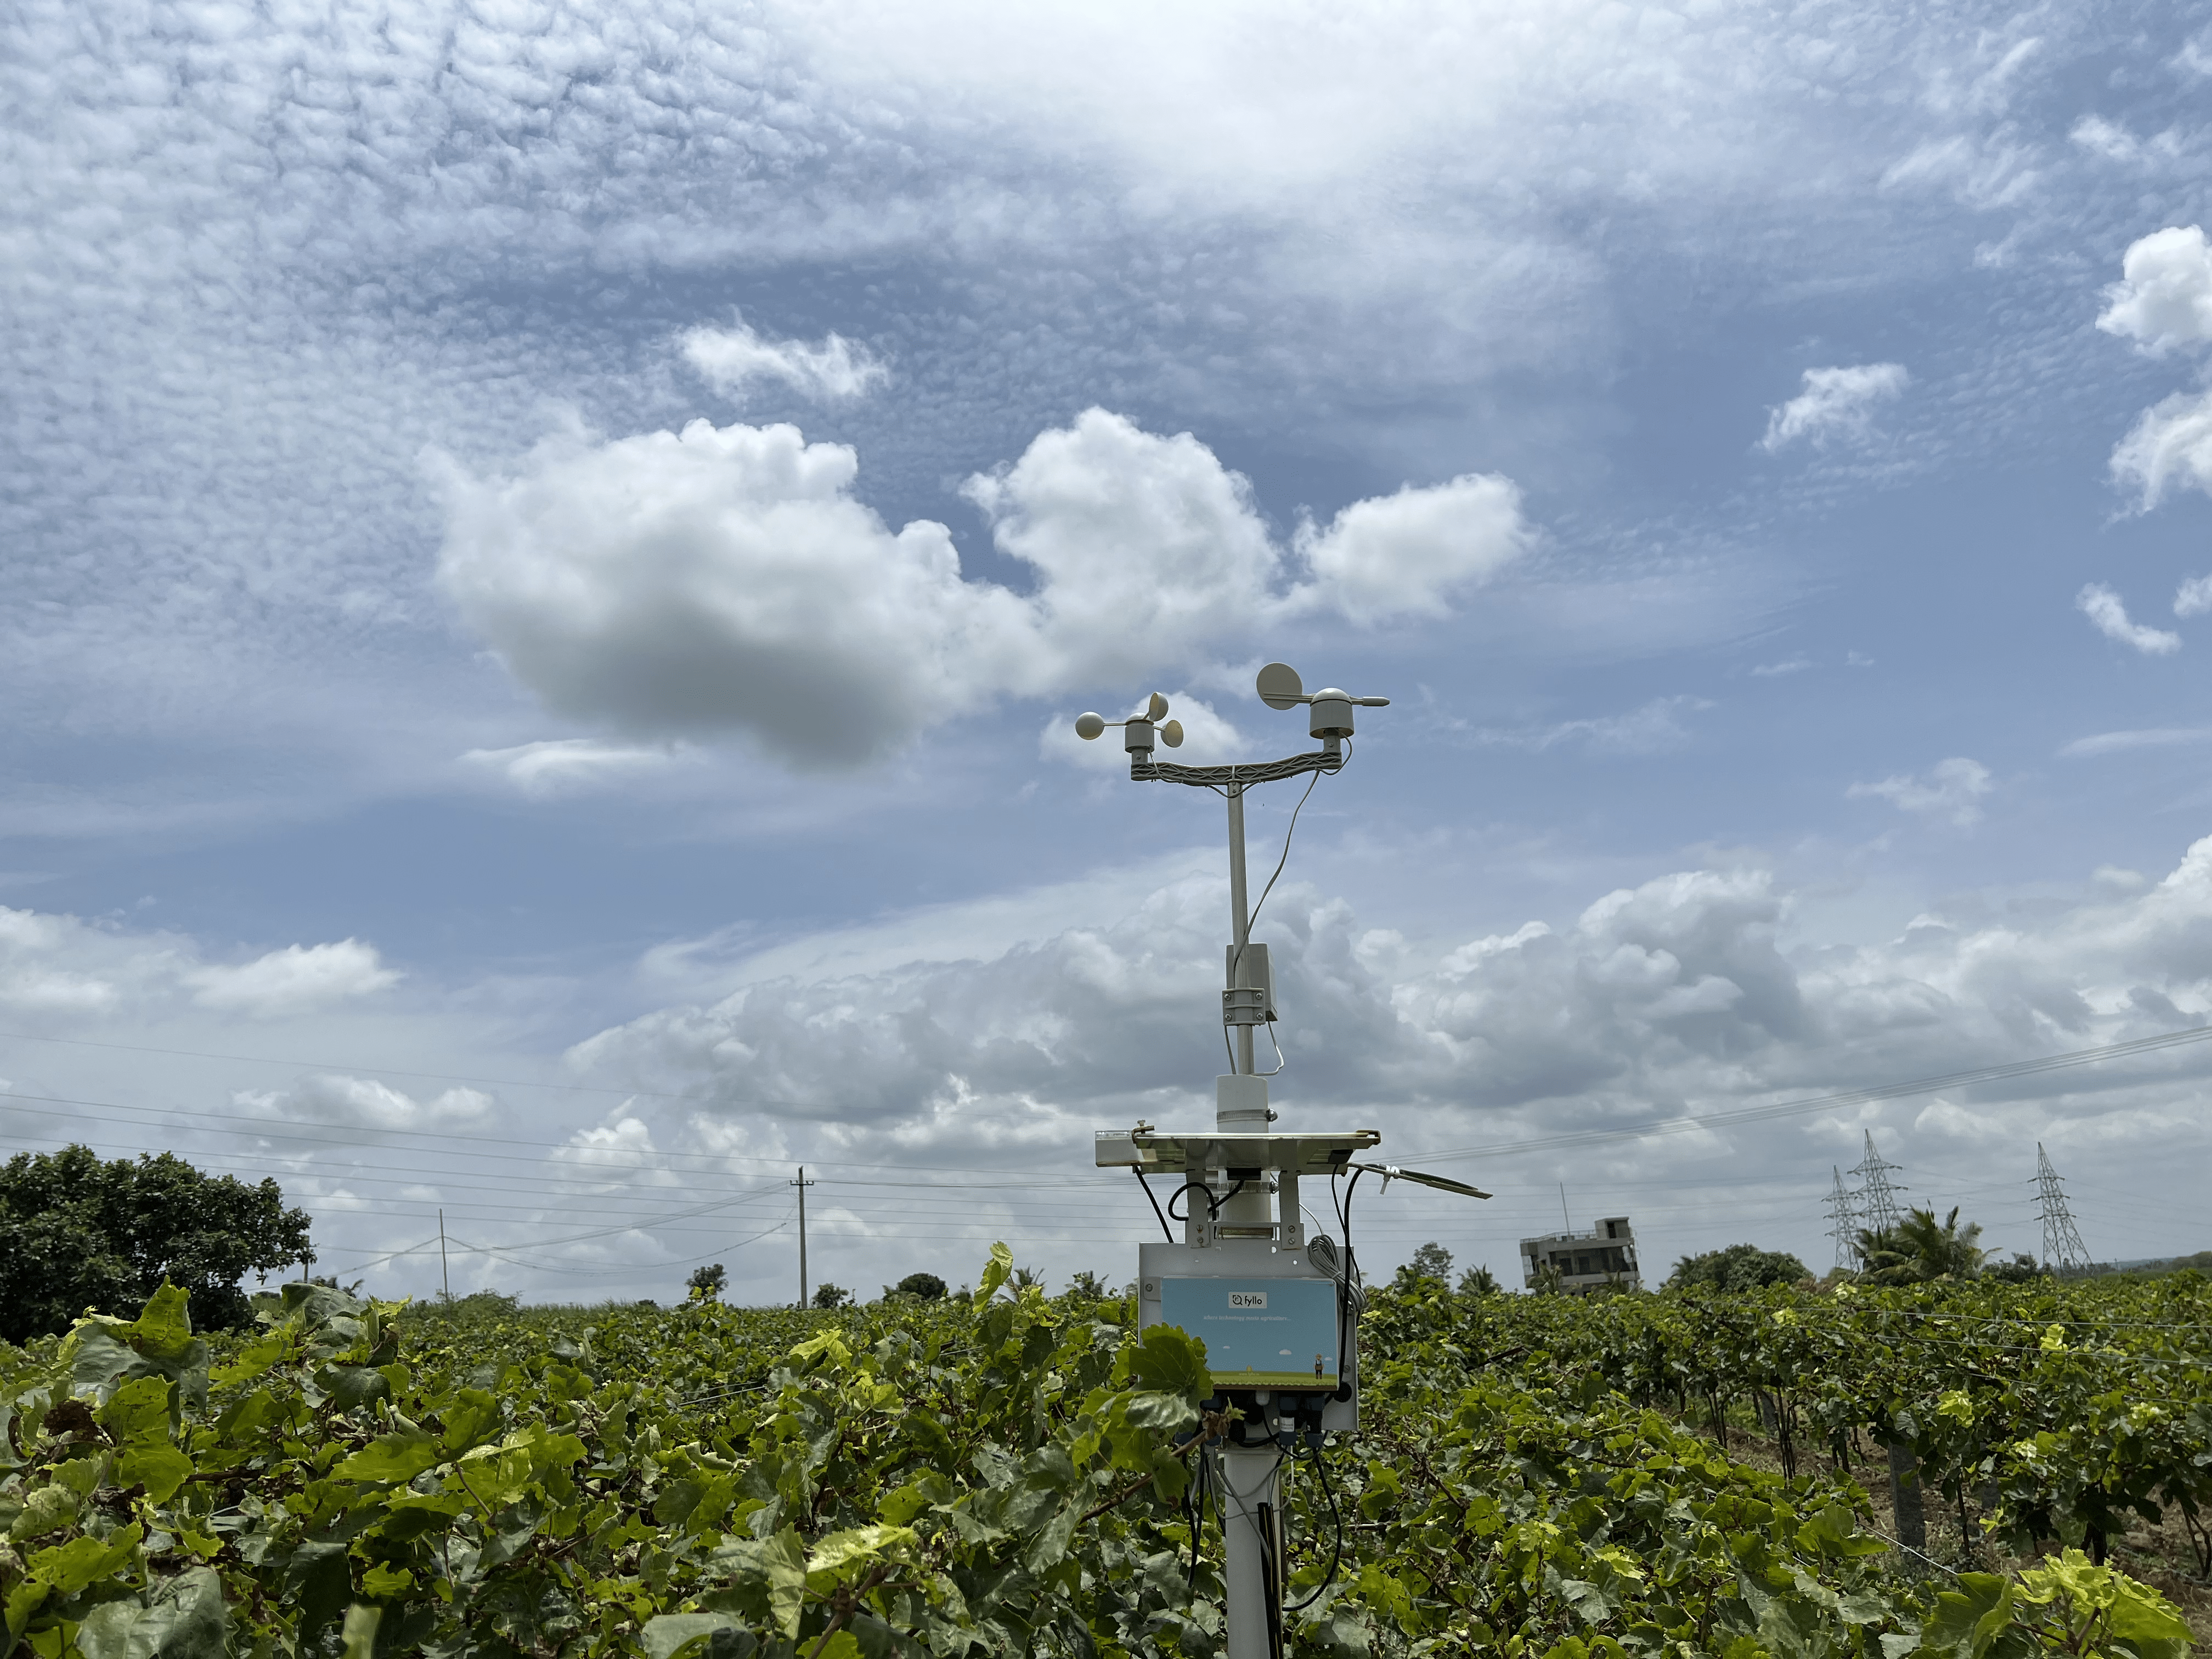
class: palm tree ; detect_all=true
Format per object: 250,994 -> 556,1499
1855,1206 -> 1986,1286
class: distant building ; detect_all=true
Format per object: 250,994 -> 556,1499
1521,1217 -> 1641,1293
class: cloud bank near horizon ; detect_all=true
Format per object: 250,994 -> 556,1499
7,825 -> 2210,1295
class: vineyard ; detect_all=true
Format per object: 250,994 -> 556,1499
2,1249 -> 2207,1659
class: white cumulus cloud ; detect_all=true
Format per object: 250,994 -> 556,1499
433,408 -> 1530,768
1288,475 -> 1528,623
2075,584 -> 2181,655
236,1074 -> 494,1131
566,833 -> 2212,1160
680,319 -> 889,403
2111,391 -> 2212,509
1848,757 -> 1993,827
2176,574 -> 2212,618
1759,364 -> 1911,453
2096,225 -> 2212,353
188,940 -> 400,1015
0,907 -> 118,1013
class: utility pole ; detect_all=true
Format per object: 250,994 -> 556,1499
2034,1143 -> 2091,1272
1559,1183 -> 1571,1232
792,1166 -> 815,1308
438,1209 -> 451,1301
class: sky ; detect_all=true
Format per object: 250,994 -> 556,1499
5,0 -> 2212,1307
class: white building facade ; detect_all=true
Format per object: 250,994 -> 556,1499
1520,1216 -> 1641,1293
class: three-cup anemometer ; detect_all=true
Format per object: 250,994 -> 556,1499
1074,661 -> 1488,1659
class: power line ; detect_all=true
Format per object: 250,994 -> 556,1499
1414,1022 -> 2212,1164
0,1086 -> 1081,1180
0,1026 -> 717,1101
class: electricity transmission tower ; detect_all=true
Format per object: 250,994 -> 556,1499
1823,1166 -> 1861,1271
1849,1131 -> 1907,1237
2034,1143 -> 2091,1272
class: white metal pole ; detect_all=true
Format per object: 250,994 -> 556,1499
438,1209 -> 450,1301
1227,781 -> 1255,1078
1221,780 -> 1279,1659
1221,1446 -> 1283,1659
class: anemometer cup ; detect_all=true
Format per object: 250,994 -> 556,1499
1074,695 -> 1177,753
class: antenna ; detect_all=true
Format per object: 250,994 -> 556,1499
1351,1163 -> 1492,1200
2034,1143 -> 2091,1273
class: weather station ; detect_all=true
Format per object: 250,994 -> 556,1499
1077,663 -> 1490,1659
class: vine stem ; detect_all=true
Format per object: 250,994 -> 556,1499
1076,1412 -> 1222,1526
802,1561 -> 896,1659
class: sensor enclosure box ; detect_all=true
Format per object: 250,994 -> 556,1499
1223,943 -> 1276,1028
1137,1236 -> 1358,1431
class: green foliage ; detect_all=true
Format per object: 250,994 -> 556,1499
811,1284 -> 852,1310
2,1255 -> 2203,1659
0,1144 -> 313,1342
1668,1242 -> 1812,1292
0,1259 -> 1216,1658
1459,1264 -> 1502,1295
687,1263 -> 729,1304
2013,1550 -> 2193,1659
1404,1241 -> 1453,1282
1860,1207 -> 1988,1286
891,1272 -> 948,1302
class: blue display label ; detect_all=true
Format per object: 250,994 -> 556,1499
1157,1277 -> 1340,1387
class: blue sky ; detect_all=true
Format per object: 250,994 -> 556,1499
5,0 -> 2212,1303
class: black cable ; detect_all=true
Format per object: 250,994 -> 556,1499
1259,1499 -> 1283,1659
1135,1170 -> 1175,1242
1339,1166 -> 1365,1295
1283,1447 -> 1346,1612
1166,1181 -> 1223,1223
1184,1444 -> 1214,1589
1334,1167 -> 1365,1404
1340,1166 -> 1364,1257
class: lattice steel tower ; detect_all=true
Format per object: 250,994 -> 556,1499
1849,1130 -> 1908,1237
2034,1143 -> 2092,1272
1823,1166 -> 1861,1271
